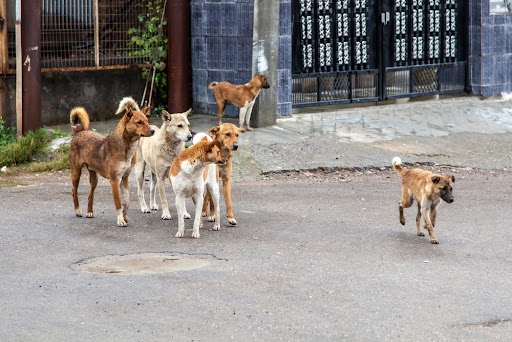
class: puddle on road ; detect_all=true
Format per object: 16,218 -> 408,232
72,252 -> 218,275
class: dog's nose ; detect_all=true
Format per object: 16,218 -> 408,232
149,128 -> 155,136
187,134 -> 193,141
448,198 -> 454,203
232,144 -> 238,151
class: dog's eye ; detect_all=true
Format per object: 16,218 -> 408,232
225,133 -> 231,137
178,124 -> 183,128
137,120 -> 142,125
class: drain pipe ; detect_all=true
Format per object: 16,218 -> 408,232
167,0 -> 192,113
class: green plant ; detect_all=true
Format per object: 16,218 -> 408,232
26,144 -> 69,172
0,118 -> 16,146
0,129 -> 53,166
128,0 -> 168,106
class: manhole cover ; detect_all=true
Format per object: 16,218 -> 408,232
72,253 -> 216,275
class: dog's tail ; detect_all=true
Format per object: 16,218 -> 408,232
115,96 -> 140,115
392,156 -> 407,176
208,81 -> 219,90
70,107 -> 90,134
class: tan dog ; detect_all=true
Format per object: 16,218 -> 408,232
69,97 -> 153,226
169,137 -> 227,238
209,74 -> 270,131
201,123 -> 244,225
392,157 -> 455,244
134,109 -> 193,219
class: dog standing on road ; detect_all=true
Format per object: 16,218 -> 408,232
209,74 -> 270,131
134,109 -> 193,220
69,97 -> 153,226
169,137 -> 227,238
392,157 -> 455,244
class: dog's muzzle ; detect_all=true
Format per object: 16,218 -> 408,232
149,128 -> 155,136
232,144 -> 238,151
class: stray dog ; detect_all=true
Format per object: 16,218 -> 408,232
134,108 -> 193,219
201,123 -> 244,225
392,157 -> 455,244
69,97 -> 153,226
209,74 -> 270,131
169,137 -> 227,238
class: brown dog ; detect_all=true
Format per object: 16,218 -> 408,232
392,157 -> 455,244
69,97 -> 153,226
200,123 -> 244,225
209,74 -> 270,131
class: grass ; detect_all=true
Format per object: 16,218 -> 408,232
0,120 -> 70,172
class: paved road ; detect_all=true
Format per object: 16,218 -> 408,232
1,168 -> 511,341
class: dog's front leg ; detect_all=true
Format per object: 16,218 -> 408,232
175,195 -> 186,238
420,204 -> 438,244
110,177 -> 127,227
415,203 -> 424,236
207,181 -> 221,230
121,174 -> 130,223
239,106 -> 248,131
191,192 -> 204,238
221,173 -> 237,225
244,102 -> 255,131
135,162 -> 151,213
156,177 -> 171,220
149,172 -> 159,210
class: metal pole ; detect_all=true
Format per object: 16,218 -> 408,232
15,0 -> 21,135
0,0 -> 8,120
167,0 -> 191,112
20,0 -> 41,134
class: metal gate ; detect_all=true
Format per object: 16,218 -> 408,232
291,0 -> 468,107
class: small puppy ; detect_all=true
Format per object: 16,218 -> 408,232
134,109 -> 193,219
169,137 -> 227,238
209,74 -> 270,131
392,157 -> 455,244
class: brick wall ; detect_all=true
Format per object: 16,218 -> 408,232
469,1 -> 512,95
190,0 -> 292,118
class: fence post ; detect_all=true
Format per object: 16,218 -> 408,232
0,0 -> 7,120
167,0 -> 192,112
251,0 -> 279,127
93,0 -> 99,67
19,0 -> 41,134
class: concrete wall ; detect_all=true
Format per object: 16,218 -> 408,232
1,68 -> 146,128
469,1 -> 512,95
190,0 -> 292,118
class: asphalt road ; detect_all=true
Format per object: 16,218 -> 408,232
1,168 -> 511,341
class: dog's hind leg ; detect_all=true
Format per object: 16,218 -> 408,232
216,100 -> 227,125
191,191 -> 204,238
244,101 -> 256,131
420,204 -> 438,244
70,163 -> 83,217
86,170 -> 98,218
399,185 -> 412,225
415,203 -> 424,236
221,173 -> 237,225
149,172 -> 159,210
135,161 -> 151,213
239,105 -> 249,131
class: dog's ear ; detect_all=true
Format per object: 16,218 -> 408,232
450,175 -> 455,183
207,125 -> 220,137
431,176 -> 440,184
161,110 -> 171,122
183,108 -> 192,117
200,136 -> 209,143
125,107 -> 133,118
141,106 -> 152,117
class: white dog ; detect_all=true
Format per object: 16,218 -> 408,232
169,137 -> 226,238
134,109 -> 193,219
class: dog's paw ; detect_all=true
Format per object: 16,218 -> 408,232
117,218 -> 127,227
184,212 -> 191,219
161,211 -> 172,220
75,209 -> 83,217
150,204 -> 159,211
430,239 -> 439,244
141,206 -> 151,213
245,126 -> 254,132
228,217 -> 237,225
417,232 -> 425,236
191,231 -> 200,238
400,219 -> 405,225
201,211 -> 207,217
86,212 -> 94,218
208,215 -> 215,222
212,223 -> 220,231
175,230 -> 184,238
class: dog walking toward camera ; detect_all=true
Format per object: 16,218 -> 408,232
169,136 -> 227,238
69,97 -> 153,226
134,108 -> 193,220
392,157 -> 455,244
209,74 -> 270,131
